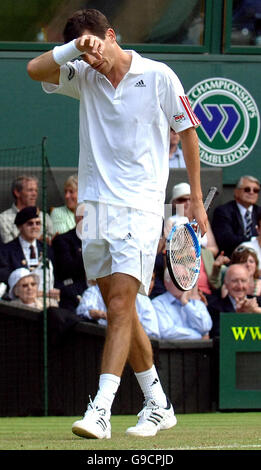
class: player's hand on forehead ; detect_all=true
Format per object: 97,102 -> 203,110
76,34 -> 105,59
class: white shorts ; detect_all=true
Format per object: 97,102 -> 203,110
80,202 -> 162,295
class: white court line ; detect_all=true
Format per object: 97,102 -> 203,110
157,443 -> 261,450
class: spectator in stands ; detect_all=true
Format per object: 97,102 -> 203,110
3,206 -> 59,302
0,241 -> 10,298
199,248 -> 230,296
0,241 -> 10,285
8,267 -> 58,309
164,182 -> 218,256
165,182 -> 191,230
237,210 -> 261,275
168,129 -> 186,168
0,175 -> 53,243
207,264 -> 261,337
211,175 -> 261,257
76,282 -> 107,325
76,273 -> 160,339
152,268 -> 212,340
52,214 -> 88,311
225,246 -> 261,296
50,174 -> 78,235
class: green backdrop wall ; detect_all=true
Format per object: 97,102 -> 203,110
0,50 -> 260,186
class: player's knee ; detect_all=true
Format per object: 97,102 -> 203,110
107,294 -> 134,326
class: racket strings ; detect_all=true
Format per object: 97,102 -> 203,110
169,226 -> 199,289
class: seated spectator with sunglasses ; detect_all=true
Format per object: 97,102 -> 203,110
1,206 -> 58,301
212,175 -> 261,257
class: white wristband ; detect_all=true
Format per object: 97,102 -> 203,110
52,39 -> 81,65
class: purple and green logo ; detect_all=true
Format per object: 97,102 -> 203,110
187,78 -> 260,167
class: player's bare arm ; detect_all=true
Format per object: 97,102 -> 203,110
27,50 -> 60,84
27,34 -> 105,85
179,127 -> 208,235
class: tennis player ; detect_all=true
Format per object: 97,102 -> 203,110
27,9 -> 208,439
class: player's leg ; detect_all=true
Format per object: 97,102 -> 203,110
125,311 -> 177,437
99,272 -> 140,376
128,312 -> 166,404
96,274 -> 169,416
72,272 -> 140,439
106,206 -> 176,437
97,272 -> 176,438
128,309 -> 154,373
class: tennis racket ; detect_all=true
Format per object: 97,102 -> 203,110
166,186 -> 218,291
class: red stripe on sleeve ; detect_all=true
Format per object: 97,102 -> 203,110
180,96 -> 201,126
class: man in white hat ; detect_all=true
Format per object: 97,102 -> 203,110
164,182 -> 191,237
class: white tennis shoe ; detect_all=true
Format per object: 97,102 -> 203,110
72,399 -> 111,439
126,398 -> 177,437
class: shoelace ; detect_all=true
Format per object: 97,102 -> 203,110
83,396 -> 108,432
84,396 -> 106,417
137,399 -> 163,426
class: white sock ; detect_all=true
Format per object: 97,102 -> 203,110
93,373 -> 121,413
135,365 -> 167,408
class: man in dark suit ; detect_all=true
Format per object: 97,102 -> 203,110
207,263 -> 261,337
0,241 -> 10,285
3,206 -> 55,294
212,175 -> 261,257
52,227 -> 87,311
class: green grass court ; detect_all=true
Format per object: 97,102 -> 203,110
0,412 -> 260,451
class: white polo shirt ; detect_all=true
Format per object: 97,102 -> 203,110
42,50 -> 200,216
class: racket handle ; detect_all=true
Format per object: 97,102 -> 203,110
203,186 -> 218,212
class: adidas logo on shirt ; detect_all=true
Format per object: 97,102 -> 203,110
123,232 -> 132,240
134,80 -> 146,87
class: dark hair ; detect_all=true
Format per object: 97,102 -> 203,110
231,246 -> 259,279
63,9 -> 111,43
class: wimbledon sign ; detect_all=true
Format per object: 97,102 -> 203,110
187,77 -> 260,167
